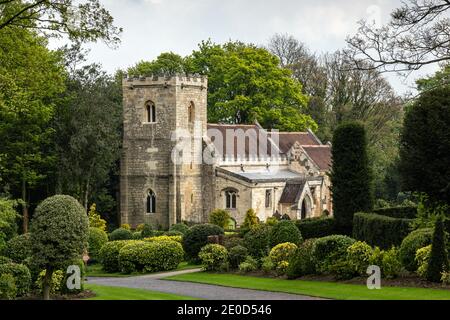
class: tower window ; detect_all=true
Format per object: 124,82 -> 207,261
145,101 -> 156,123
225,190 -> 237,209
188,101 -> 195,123
265,189 -> 272,208
146,190 -> 156,214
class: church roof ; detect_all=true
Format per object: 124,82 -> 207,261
216,167 -> 305,183
302,145 -> 332,170
279,180 -> 307,204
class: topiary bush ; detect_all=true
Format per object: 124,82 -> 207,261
30,195 -> 89,300
372,206 -> 418,219
353,212 -> 413,249
0,262 -> 31,296
369,246 -> 402,279
238,256 -> 258,273
346,241 -> 373,276
98,240 -> 130,272
243,224 -> 271,258
228,245 -> 248,269
415,245 -> 432,279
199,244 -> 228,271
295,217 -> 336,239
169,223 -> 189,235
223,234 -> 244,250
164,230 -> 184,237
268,220 -> 303,248
88,227 -> 108,260
145,235 -> 182,243
141,224 -> 154,238
240,209 -> 259,233
118,241 -> 148,273
312,235 -> 356,273
109,228 -> 133,241
426,217 -> 449,282
209,209 -> 231,229
399,228 -> 433,272
286,239 -> 317,279
0,273 -> 16,300
5,233 -> 32,263
269,242 -> 298,269
183,224 -> 224,262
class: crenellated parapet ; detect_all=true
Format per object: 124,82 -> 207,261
123,73 -> 207,89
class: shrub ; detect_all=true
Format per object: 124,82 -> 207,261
35,270 -> 64,295
132,231 -> 143,239
0,262 -> 31,296
0,198 -> 19,240
121,224 -> 131,230
372,206 -> 418,219
136,224 -> 145,231
415,245 -> 432,278
145,235 -> 182,243
223,234 -> 244,250
109,228 -> 133,241
228,245 -> 248,269
261,256 -> 275,273
346,241 -> 373,276
328,258 -> 356,280
286,239 -> 317,279
265,217 -> 278,226
199,244 -> 228,271
312,235 -> 356,273
441,271 -> 450,284
268,220 -> 303,248
238,256 -> 258,273
141,224 -> 154,238
169,223 -> 189,235
88,203 -> 106,231
209,209 -> 231,229
183,224 -> 224,262
243,224 -> 271,258
269,243 -> 298,268
0,232 -> 6,255
369,246 -> 402,279
30,195 -> 89,299
353,212 -> 413,249
88,227 -> 108,260
118,241 -> 147,273
60,258 -> 86,294
295,217 -> 336,240
0,273 -> 16,300
5,233 -> 32,263
98,240 -> 130,272
241,209 -> 259,231
165,230 -> 184,237
0,256 -> 12,265
330,122 -> 373,235
399,228 -> 433,272
427,217 -> 449,282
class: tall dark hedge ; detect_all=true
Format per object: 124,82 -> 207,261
330,122 -> 373,234
399,86 -> 450,204
427,217 -> 449,282
372,206 -> 417,219
182,224 -> 224,262
295,217 -> 336,239
353,212 -> 412,249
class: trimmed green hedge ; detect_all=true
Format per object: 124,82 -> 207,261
372,206 -> 417,219
295,218 -> 336,239
353,212 -> 413,249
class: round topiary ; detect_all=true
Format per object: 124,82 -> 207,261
312,235 -> 356,273
182,224 -> 224,262
98,240 -> 130,272
170,223 -> 189,235
30,195 -> 89,299
118,241 -> 148,273
109,228 -> 133,241
0,262 -> 31,297
269,242 -> 298,267
5,233 -> 32,263
199,244 -> 228,271
286,239 -> 317,279
142,240 -> 184,272
228,245 -> 248,269
268,220 -> 303,248
243,224 -> 271,258
399,228 -> 433,272
88,227 -> 108,260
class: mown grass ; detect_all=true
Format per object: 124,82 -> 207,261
166,272 -> 450,300
85,284 -> 196,300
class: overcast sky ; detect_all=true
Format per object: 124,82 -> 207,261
68,0 -> 440,95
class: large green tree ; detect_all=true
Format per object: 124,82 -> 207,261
330,122 -> 374,235
0,27 -> 66,232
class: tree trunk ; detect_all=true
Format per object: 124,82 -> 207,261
84,179 -> 90,212
43,268 -> 53,300
22,178 -> 28,233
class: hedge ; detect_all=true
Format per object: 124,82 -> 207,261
98,240 -> 131,272
183,224 -> 224,262
399,228 -> 433,272
295,218 -> 336,239
372,206 -> 417,219
353,212 -> 413,249
268,221 -> 302,248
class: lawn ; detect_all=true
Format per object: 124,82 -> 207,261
166,272 -> 450,300
87,261 -> 201,277
85,283 -> 196,300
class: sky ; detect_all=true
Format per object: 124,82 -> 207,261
62,0 -> 441,96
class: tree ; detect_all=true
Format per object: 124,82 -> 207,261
209,209 -> 231,229
0,27 -> 66,232
426,216 -> 449,282
127,52 -> 192,76
399,79 -> 450,204
344,0 -> 450,73
330,122 -> 373,234
0,0 -> 122,46
30,195 -> 89,299
88,203 -> 106,231
241,208 -> 259,230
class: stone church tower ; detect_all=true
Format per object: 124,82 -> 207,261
120,74 -> 208,228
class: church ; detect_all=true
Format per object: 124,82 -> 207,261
120,74 -> 333,229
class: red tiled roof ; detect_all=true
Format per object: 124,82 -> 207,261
279,180 -> 306,204
302,145 -> 331,171
271,132 -> 320,153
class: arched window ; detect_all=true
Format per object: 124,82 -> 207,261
225,189 -> 237,209
146,190 -> 156,214
145,101 -> 156,123
188,101 -> 195,123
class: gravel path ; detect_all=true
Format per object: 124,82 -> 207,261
87,269 -> 323,300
